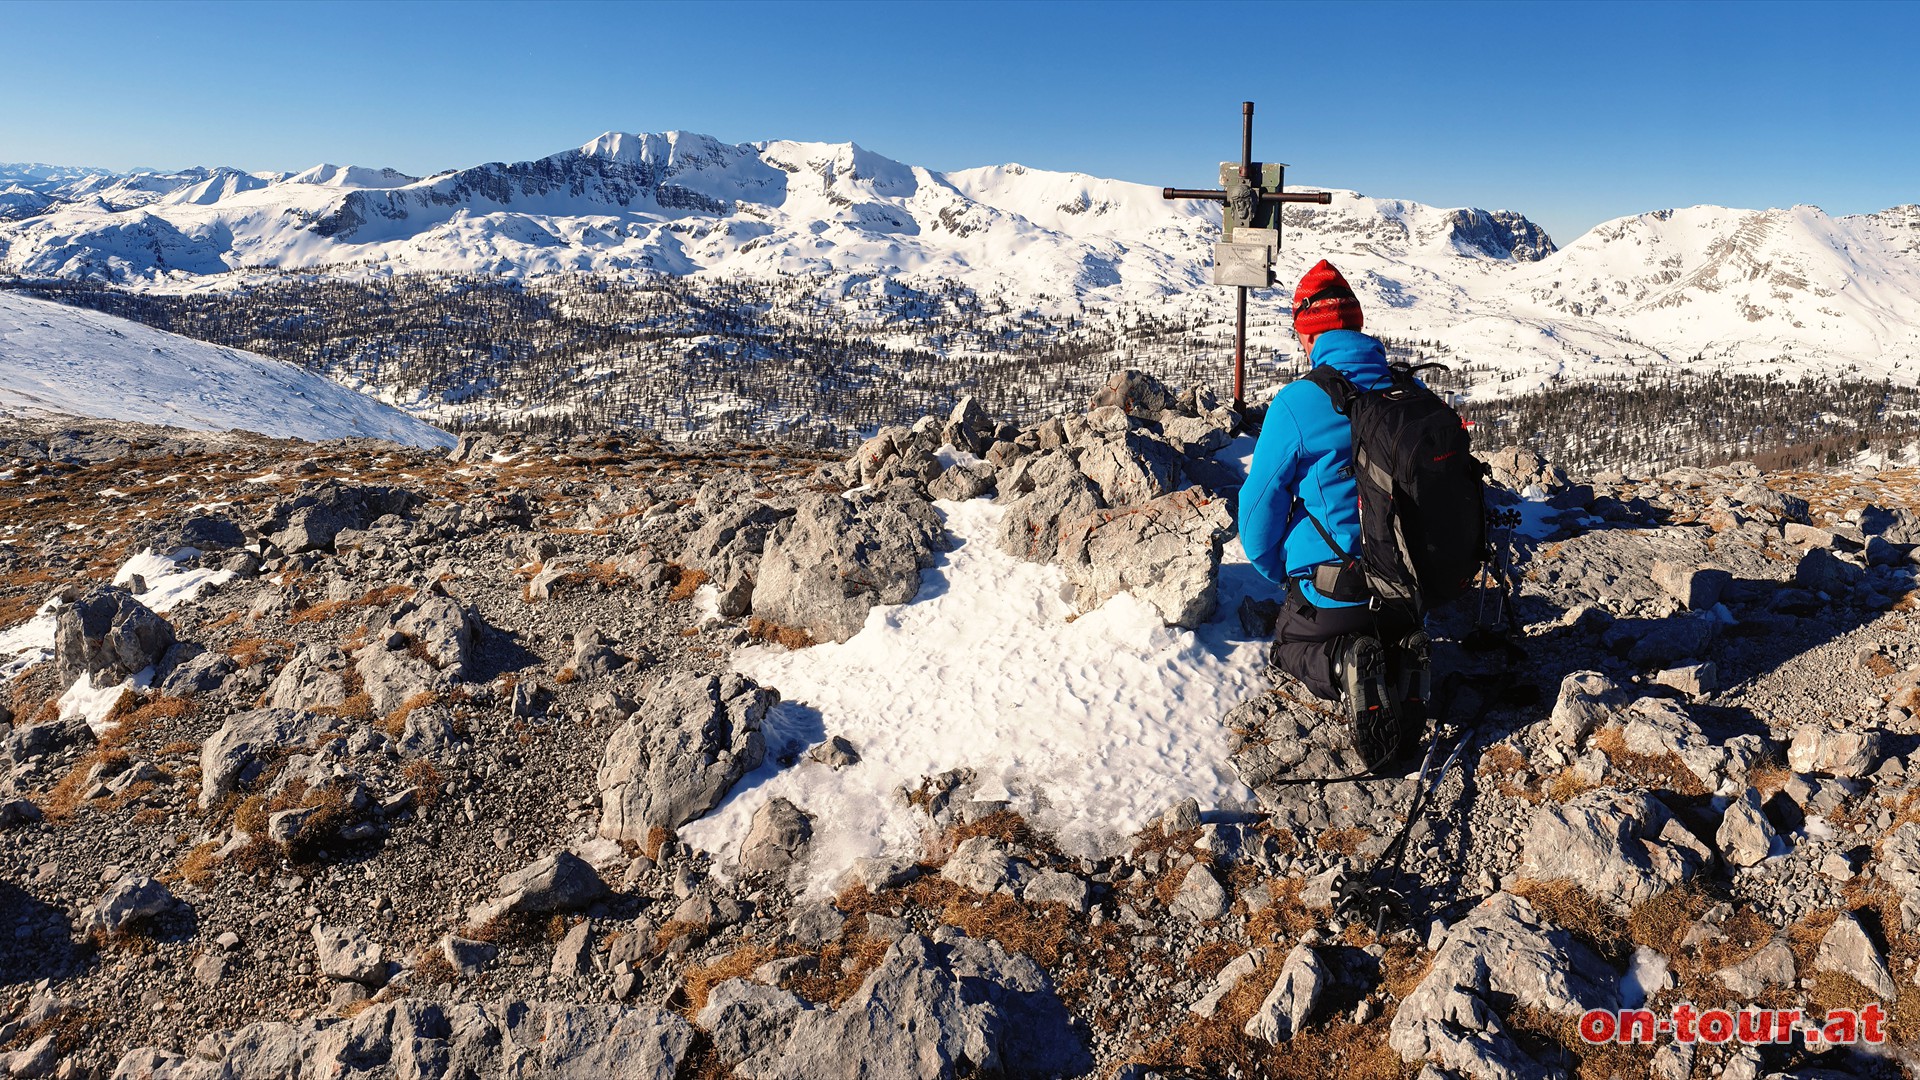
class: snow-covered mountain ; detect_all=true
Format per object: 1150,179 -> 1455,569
0,290 -> 453,447
2,133 -> 1918,394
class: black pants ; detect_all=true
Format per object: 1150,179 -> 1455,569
1271,585 -> 1416,701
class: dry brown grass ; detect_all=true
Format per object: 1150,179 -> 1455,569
1865,652 -> 1901,678
312,691 -> 373,723
1511,878 -> 1629,961
380,690 -> 440,738
226,637 -> 287,668
1315,827 -> 1372,858
1476,742 -> 1544,802
746,616 -> 814,650
169,841 -> 223,888
1543,768 -> 1597,803
681,943 -> 778,1014
1590,725 -> 1708,797
409,946 -> 459,986
784,932 -> 894,1007
401,759 -> 444,809
34,692 -> 193,821
1505,1005 -> 1657,1080
666,564 -> 710,602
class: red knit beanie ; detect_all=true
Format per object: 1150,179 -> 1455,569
1292,260 -> 1363,335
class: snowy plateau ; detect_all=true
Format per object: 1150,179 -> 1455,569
3,130 -> 1919,405
0,290 -> 451,448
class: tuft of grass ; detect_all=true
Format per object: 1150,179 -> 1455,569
401,758 -> 444,809
381,691 -> 440,738
681,944 -> 778,1015
666,564 -> 710,603
1590,725 -> 1708,797
746,616 -> 815,650
1511,878 -> 1629,961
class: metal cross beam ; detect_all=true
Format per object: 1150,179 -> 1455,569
1161,101 -> 1333,411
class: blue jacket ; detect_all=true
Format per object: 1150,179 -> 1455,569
1239,329 -> 1396,608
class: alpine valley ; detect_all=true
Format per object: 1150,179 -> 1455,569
3,132 -> 1919,469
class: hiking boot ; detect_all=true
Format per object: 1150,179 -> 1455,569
1337,634 -> 1395,769
1390,630 -> 1433,758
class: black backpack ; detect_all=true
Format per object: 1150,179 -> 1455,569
1302,362 -> 1487,615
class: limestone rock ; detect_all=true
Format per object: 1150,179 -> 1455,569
198,709 -> 346,810
1169,863 -> 1229,922
752,487 -> 948,644
940,836 -> 1019,895
53,585 -> 174,689
1715,788 -> 1777,868
311,924 -> 385,986
997,470 -> 1105,564
468,851 -> 609,926
1546,671 -> 1623,748
88,874 -> 177,935
1389,892 -> 1617,1080
740,797 -> 813,876
1517,790 -> 1710,914
1787,726 -> 1881,778
1814,911 -> 1896,999
1057,489 -> 1232,628
597,673 -> 774,842
1245,944 -> 1326,1044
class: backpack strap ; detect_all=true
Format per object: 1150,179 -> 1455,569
1304,365 -> 1360,416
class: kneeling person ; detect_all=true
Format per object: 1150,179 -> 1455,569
1239,260 -> 1431,767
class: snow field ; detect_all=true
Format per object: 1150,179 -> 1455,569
681,441 -> 1274,893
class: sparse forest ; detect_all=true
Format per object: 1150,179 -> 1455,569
8,274 -> 1915,475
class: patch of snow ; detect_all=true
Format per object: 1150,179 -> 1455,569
59,666 -> 152,735
0,597 -> 61,682
1620,946 -> 1672,1009
678,496 -> 1270,893
113,548 -> 234,614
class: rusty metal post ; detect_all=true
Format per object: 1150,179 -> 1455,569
1160,101 -> 1333,415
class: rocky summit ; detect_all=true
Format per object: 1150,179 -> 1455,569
3,376 -> 1920,1079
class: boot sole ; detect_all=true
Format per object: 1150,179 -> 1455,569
1343,636 -> 1395,769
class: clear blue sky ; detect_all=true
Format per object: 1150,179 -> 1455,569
1,0 -> 1913,244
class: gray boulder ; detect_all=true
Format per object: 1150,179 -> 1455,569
999,471 -> 1105,564
740,798 -> 813,876
1715,789 -> 1777,868
1245,944 -> 1326,1044
1619,697 -> 1764,795
1075,432 -> 1182,508
752,487 -> 948,644
1057,488 -> 1232,628
356,643 -> 445,718
1651,561 -> 1731,610
266,643 -> 349,712
53,586 -> 174,689
683,480 -> 796,617
1795,547 -> 1863,594
703,932 -> 1089,1080
1546,671 -> 1623,748
311,924 -> 385,986
1787,726 -> 1881,777
88,874 -> 178,935
1169,863 -> 1230,922
468,852 -> 609,926
1814,911 -> 1896,999
395,593 -> 473,671
597,673 -> 774,842
698,980 -> 809,1078
258,481 -> 421,554
927,460 -> 996,501
1714,939 -> 1795,997
941,836 -> 1020,895
1088,369 -> 1172,416
198,709 -> 346,810
1517,790 -> 1711,914
1389,892 -> 1617,1080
